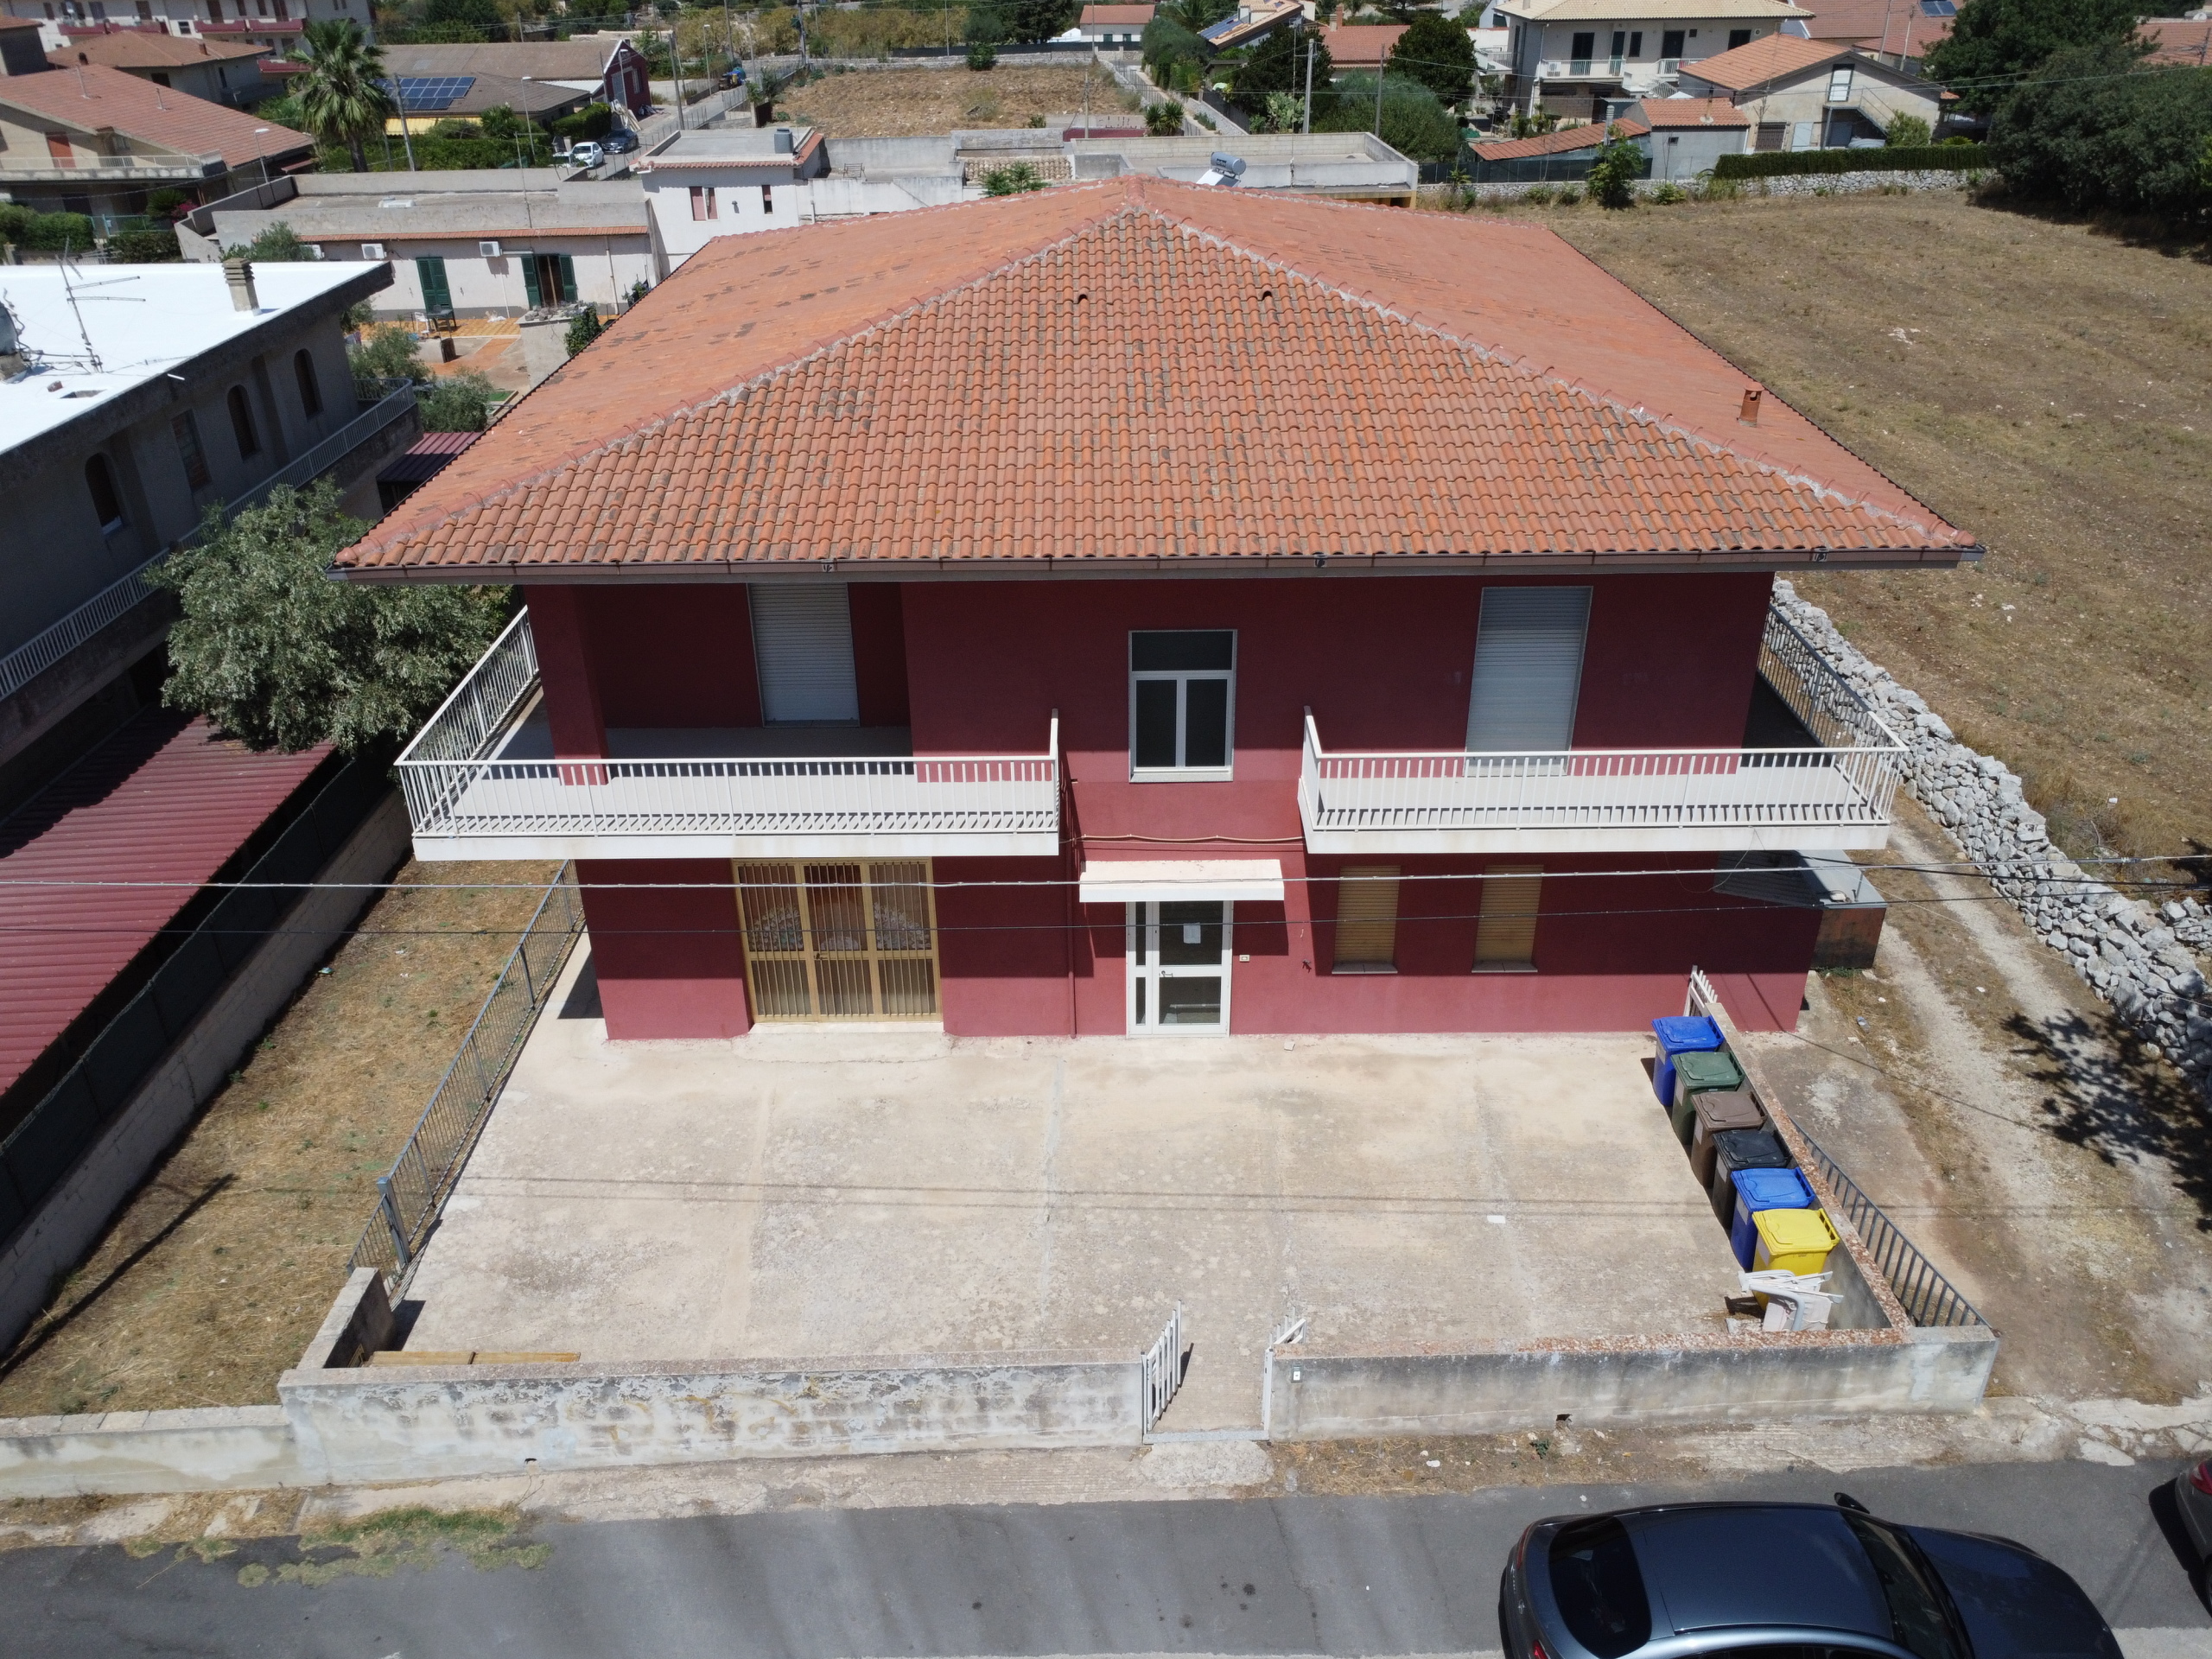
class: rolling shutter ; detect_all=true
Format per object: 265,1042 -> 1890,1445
1332,866 -> 1401,973
1473,866 -> 1543,970
751,583 -> 860,723
1465,587 -> 1591,753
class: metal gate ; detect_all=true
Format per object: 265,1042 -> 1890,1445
1141,1303 -> 1184,1432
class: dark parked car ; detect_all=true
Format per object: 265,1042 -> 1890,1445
603,127 -> 641,156
1500,1497 -> 2121,1659
2176,1459 -> 2212,1584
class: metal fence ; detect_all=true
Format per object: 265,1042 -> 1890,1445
348,865 -> 584,1290
1141,1303 -> 1184,1432
1796,1131 -> 1988,1329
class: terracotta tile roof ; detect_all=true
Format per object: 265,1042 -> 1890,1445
1078,5 -> 1156,26
1472,117 -> 1648,161
1681,33 -> 1848,92
1637,98 -> 1751,129
2144,18 -> 2212,67
0,62 -> 310,170
1803,0 -> 1954,55
49,32 -> 268,69
333,177 -> 1971,580
1320,22 -> 1408,68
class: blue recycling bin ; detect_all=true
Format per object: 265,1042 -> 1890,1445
1651,1015 -> 1724,1107
1727,1166 -> 1815,1269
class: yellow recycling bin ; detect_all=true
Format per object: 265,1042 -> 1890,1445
1751,1206 -> 1840,1277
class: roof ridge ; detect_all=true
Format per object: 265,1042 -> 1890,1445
351,181 -> 1155,567
1136,207 -> 1955,543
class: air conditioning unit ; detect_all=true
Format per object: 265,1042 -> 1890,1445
361,241 -> 386,258
479,239 -> 502,257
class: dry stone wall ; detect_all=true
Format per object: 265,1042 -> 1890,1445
1771,581 -> 2212,1099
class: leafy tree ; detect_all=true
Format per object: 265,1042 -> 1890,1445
152,481 -> 511,755
1003,0 -> 1077,41
0,207 -> 95,251
983,161 -> 1049,194
1142,15 -> 1208,82
422,0 -> 505,34
1230,26 -> 1335,119
418,368 -> 502,432
254,92 -> 308,130
223,221 -> 320,262
1883,112 -> 1932,148
966,39 -> 998,67
478,104 -> 526,143
295,19 -> 394,173
1584,122 -> 1644,207
1388,11 -> 1475,106
1923,0 -> 2144,117
1317,71 -> 1459,162
1986,41 -> 2212,220
348,323 -> 430,387
565,303 -> 606,357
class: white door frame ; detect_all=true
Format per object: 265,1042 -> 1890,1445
1126,899 -> 1233,1034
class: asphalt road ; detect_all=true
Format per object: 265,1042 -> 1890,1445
2,1458 -> 2205,1658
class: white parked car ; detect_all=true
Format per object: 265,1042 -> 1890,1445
569,141 -> 604,170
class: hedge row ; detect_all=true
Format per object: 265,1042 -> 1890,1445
1713,144 -> 1988,180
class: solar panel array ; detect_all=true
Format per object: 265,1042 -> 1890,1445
391,76 -> 477,112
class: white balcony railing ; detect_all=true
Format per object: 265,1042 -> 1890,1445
397,613 -> 1062,859
1298,605 -> 1904,855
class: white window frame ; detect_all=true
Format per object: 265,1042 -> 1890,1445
1827,66 -> 1854,104
1126,900 -> 1234,1034
1128,630 -> 1236,782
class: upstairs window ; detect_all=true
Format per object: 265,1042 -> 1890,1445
1827,65 -> 1855,103
85,453 -> 124,531
293,348 -> 321,416
226,384 -> 259,458
761,183 -> 775,213
690,184 -> 716,220
173,410 -> 212,488
752,582 -> 859,723
1728,27 -> 1754,48
1130,630 -> 1235,779
1465,587 -> 1591,754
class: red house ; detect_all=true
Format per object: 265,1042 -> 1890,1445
337,179 -> 1972,1043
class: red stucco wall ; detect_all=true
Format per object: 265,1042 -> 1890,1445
576,858 -> 752,1039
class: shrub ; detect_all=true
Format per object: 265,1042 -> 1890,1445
418,369 -> 501,433
1520,183 -> 1553,204
982,161 -> 1049,194
146,188 -> 190,218
1145,100 -> 1185,137
347,324 -> 430,387
1584,123 -> 1643,207
1649,180 -> 1688,204
1711,145 -> 1988,179
564,303 -> 605,358
1883,113 -> 1931,149
1554,185 -> 1581,205
1230,25 -> 1334,121
1192,108 -> 1215,130
1986,42 -> 2212,221
552,101 -> 613,143
1316,73 -> 1459,163
223,221 -> 320,262
966,39 -> 997,69
18,210 -> 98,252
1141,15 -> 1207,84
107,226 -> 182,263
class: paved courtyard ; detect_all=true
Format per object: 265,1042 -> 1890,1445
401,942 -> 1743,1428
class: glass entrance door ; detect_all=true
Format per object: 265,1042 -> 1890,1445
1127,901 -> 1231,1033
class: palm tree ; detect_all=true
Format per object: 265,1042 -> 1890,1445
295,19 -> 393,174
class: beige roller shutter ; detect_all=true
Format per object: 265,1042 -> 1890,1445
1473,866 -> 1542,970
1332,866 -> 1401,973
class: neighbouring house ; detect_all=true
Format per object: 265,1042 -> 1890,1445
1318,21 -> 1408,72
1679,34 -> 1942,149
1465,113 -> 1648,180
42,24 -> 273,108
1630,93 -> 1749,177
1489,0 -> 1811,119
379,38 -> 654,120
2143,18 -> 2212,68
1198,0 -> 1300,54
185,170 -> 658,321
377,60 -> 591,136
0,30 -> 311,222
1801,0 -> 1955,70
1074,3 -> 1154,48
334,178 -> 1968,1045
638,124 -> 832,266
0,0 -> 368,59
0,256 -> 403,814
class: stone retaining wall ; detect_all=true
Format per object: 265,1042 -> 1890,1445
1772,581 -> 2211,1098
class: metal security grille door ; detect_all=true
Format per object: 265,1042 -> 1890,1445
736,860 -> 939,1020
1127,901 -> 1231,1033
752,584 -> 861,724
1465,587 -> 1592,753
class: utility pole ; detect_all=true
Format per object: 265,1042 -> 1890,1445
388,77 -> 418,172
1373,59 -> 1386,137
1302,35 -> 1313,133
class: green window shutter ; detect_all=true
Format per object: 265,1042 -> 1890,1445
416,257 -> 451,313
557,255 -> 577,304
522,257 -> 543,308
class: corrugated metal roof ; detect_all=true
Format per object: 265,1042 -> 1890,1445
0,711 -> 329,1096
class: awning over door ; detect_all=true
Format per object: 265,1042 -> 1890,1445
1077,859 -> 1286,905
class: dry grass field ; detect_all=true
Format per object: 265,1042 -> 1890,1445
0,863 -> 558,1416
782,63 -> 1125,136
1529,189 -> 2211,877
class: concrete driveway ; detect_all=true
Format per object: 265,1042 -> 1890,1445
401,943 -> 1742,1429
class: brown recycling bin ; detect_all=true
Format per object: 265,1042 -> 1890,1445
1689,1090 -> 1765,1192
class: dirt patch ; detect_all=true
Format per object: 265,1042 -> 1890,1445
783,64 -> 1127,136
0,861 -> 559,1418
1519,189 -> 2212,878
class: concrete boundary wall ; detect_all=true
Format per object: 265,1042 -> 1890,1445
0,1407 -> 306,1497
0,794 -> 411,1349
1266,1325 -> 1999,1440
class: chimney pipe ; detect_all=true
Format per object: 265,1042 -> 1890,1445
224,257 -> 258,313
1738,386 -> 1762,425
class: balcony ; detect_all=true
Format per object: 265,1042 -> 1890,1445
1298,606 -> 1904,855
397,613 -> 1061,861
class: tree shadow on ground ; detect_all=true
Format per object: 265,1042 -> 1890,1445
2005,1007 -> 2212,1230
1966,181 -> 2212,264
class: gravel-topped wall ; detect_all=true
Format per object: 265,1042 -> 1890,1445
1771,581 -> 2211,1098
